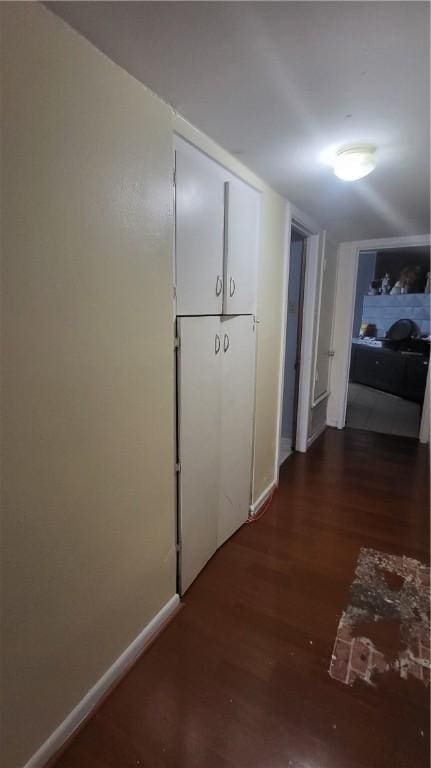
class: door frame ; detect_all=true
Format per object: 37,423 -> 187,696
274,205 -> 321,481
291,239 -> 307,449
327,233 -> 431,442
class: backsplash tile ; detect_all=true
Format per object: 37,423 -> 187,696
362,294 -> 430,337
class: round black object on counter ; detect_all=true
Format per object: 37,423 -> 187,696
386,318 -> 417,341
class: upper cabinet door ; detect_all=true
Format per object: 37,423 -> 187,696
223,181 -> 260,315
175,147 -> 225,315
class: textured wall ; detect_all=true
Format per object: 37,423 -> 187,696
1,5 -> 176,766
1,6 -> 289,766
362,294 -> 430,337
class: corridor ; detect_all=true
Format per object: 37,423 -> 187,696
53,428 -> 430,768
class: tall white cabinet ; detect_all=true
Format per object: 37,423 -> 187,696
174,137 -> 260,593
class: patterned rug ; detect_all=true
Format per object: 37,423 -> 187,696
329,548 -> 430,686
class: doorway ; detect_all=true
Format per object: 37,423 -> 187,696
279,227 -> 307,464
345,245 -> 430,438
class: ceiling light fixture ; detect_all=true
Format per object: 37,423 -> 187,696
333,145 -> 376,181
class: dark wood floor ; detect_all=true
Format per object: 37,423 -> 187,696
54,427 -> 430,768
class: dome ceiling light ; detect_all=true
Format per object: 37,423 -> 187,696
333,145 -> 377,181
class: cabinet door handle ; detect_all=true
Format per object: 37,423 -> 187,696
223,333 -> 230,353
216,275 -> 223,296
229,277 -> 236,297
215,334 -> 221,354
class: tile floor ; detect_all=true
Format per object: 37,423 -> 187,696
346,382 -> 422,438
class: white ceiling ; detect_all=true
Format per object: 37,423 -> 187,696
48,1 -> 430,242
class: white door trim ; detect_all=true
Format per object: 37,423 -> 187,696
296,232 -> 321,453
311,234 -> 339,407
273,202 -> 292,483
275,207 -> 321,480
327,233 -> 431,439
419,365 -> 430,444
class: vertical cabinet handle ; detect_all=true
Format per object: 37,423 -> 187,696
229,277 -> 236,297
216,275 -> 223,296
223,333 -> 230,353
215,334 -> 221,354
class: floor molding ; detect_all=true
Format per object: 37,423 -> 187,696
23,594 -> 180,768
307,422 -> 326,449
249,481 -> 276,517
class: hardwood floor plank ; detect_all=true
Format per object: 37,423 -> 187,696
53,427 -> 430,768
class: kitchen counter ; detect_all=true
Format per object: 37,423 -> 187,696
349,340 -> 429,404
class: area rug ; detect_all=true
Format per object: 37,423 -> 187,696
329,548 -> 430,686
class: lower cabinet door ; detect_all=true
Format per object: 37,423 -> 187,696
218,315 -> 256,547
177,316 -> 222,593
403,355 -> 429,403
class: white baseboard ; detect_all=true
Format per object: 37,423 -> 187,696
249,481 -> 276,517
23,594 -> 180,768
306,422 -> 326,449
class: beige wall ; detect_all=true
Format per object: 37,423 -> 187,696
1,5 -> 177,767
1,5 -> 288,767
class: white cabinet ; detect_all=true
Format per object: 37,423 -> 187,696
223,182 -> 259,315
218,315 -> 256,546
175,138 -> 259,593
177,316 -> 221,592
177,315 -> 256,592
175,138 -> 260,317
175,147 -> 225,316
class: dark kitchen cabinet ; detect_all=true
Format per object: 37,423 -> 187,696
403,354 -> 429,403
349,343 -> 429,404
351,346 -> 404,394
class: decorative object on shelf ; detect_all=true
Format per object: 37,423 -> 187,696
399,266 -> 422,294
363,323 -> 377,338
381,273 -> 391,295
369,280 -> 381,295
390,281 -> 401,295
